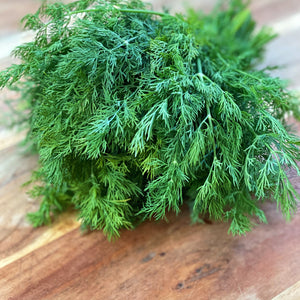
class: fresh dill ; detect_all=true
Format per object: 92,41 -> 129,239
1,0 -> 300,239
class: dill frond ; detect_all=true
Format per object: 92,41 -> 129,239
1,0 -> 299,238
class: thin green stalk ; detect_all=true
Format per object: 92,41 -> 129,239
69,8 -> 170,18
197,58 -> 217,159
206,102 -> 217,159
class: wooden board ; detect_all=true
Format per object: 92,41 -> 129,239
1,1 -> 300,299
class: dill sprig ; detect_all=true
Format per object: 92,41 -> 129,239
1,0 -> 300,239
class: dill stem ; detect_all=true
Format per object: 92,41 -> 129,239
206,102 -> 217,159
119,8 -> 168,17
69,8 -> 170,18
197,58 -> 217,159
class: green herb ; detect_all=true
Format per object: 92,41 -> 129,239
1,0 -> 300,239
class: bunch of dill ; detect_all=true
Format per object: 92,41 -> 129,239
1,0 -> 300,239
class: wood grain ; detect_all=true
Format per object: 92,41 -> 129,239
0,0 -> 300,299
0,203 -> 300,300
273,280 -> 300,300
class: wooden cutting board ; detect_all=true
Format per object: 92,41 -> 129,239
0,0 -> 300,299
